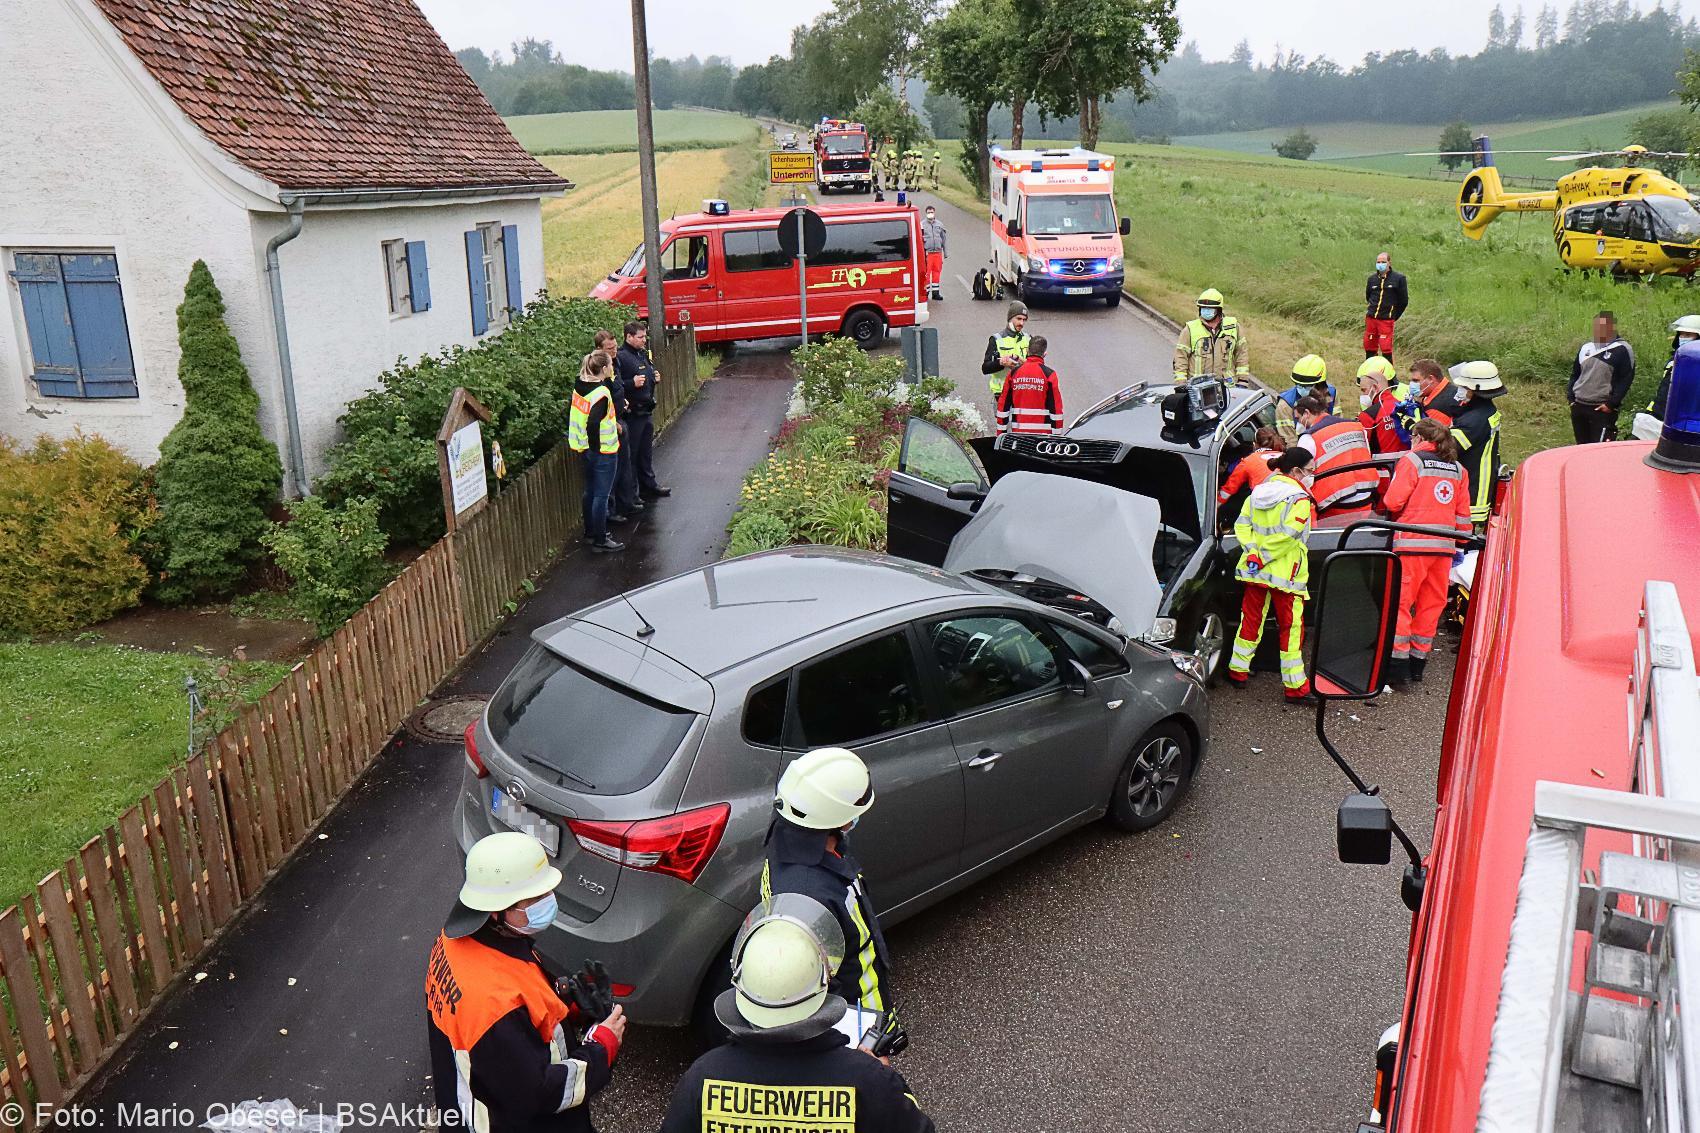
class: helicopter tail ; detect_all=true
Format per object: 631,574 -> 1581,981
1458,137 -> 1507,240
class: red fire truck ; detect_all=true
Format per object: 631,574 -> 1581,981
813,119 -> 873,195
1305,384 -> 1700,1131
591,199 -> 927,346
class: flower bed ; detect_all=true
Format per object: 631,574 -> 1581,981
726,338 -> 985,558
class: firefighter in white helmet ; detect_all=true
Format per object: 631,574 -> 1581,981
761,747 -> 896,1041
426,831 -> 627,1133
1652,314 -> 1700,420
659,896 -> 935,1132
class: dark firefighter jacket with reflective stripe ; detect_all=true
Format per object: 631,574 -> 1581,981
761,820 -> 893,1016
1448,398 -> 1502,524
426,924 -> 613,1133
1364,270 -> 1408,320
660,1028 -> 934,1133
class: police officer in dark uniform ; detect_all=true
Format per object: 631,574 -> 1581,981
612,320 -> 672,505
761,747 -> 895,1035
660,896 -> 934,1133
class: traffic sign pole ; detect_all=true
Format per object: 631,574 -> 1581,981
796,209 -> 808,351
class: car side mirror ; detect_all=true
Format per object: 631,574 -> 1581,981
1338,793 -> 1393,864
1309,550 -> 1401,699
1005,218 -> 1023,238
1062,659 -> 1093,697
1119,217 -> 1132,236
945,481 -> 986,501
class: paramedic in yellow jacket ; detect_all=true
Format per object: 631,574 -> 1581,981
1174,287 -> 1250,382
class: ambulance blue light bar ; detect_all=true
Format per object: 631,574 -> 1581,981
1031,160 -> 1043,172
1650,340 -> 1700,474
1088,158 -> 1100,171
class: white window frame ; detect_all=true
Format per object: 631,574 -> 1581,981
382,239 -> 412,318
477,221 -> 510,330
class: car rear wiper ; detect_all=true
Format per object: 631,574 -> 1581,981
516,748 -> 598,791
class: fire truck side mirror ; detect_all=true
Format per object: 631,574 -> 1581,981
1337,793 -> 1393,865
1310,550 -> 1401,699
1119,217 -> 1132,236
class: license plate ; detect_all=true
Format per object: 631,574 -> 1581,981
1064,286 -> 1092,296
490,786 -> 561,856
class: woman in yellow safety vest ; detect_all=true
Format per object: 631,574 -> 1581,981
1226,446 -> 1316,703
569,350 -> 624,553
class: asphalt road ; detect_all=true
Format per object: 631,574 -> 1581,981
76,197 -> 1453,1133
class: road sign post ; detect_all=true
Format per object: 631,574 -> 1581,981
777,207 -> 827,352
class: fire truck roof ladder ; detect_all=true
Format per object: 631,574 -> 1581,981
1478,580 -> 1700,1133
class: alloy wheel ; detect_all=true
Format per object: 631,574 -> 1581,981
1128,736 -> 1184,819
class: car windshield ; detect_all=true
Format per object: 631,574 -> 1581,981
487,646 -> 696,796
614,242 -> 645,277
1647,195 -> 1700,244
822,134 -> 865,154
1025,193 -> 1116,235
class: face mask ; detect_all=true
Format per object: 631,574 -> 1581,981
845,817 -> 860,832
1376,263 -> 1390,273
1359,393 -> 1372,412
1199,307 -> 1220,321
515,893 -> 557,935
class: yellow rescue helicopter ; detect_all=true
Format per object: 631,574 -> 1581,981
1411,137 -> 1700,277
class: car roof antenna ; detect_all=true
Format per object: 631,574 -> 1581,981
620,591 -> 656,638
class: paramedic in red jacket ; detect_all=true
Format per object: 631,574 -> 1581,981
1382,419 -> 1473,688
1356,356 -> 1410,454
995,335 -> 1064,436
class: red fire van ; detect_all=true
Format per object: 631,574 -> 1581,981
591,200 -> 928,346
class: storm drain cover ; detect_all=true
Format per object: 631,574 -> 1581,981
405,695 -> 489,744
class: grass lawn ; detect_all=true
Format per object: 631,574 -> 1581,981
540,130 -> 792,296
932,143 -> 1689,460
505,108 -> 761,153
0,644 -> 290,908
1174,102 -> 1679,182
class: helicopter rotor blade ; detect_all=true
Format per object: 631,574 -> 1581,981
1546,150 -> 1695,162
1402,149 -> 1591,157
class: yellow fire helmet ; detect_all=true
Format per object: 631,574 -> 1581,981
1356,356 -> 1396,382
1292,354 -> 1329,385
1196,287 -> 1224,305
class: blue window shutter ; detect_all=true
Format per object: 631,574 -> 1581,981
11,255 -> 82,395
465,229 -> 488,336
501,224 -> 522,319
406,240 -> 431,313
60,254 -> 136,398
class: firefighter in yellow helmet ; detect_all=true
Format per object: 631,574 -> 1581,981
1174,288 -> 1249,382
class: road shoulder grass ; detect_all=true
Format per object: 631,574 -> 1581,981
0,643 -> 290,907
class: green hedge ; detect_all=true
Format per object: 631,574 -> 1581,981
318,295 -> 634,546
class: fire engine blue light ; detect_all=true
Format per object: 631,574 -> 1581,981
1031,160 -> 1044,172
1087,159 -> 1100,171
1668,342 -> 1700,442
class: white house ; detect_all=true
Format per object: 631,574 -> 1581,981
0,0 -> 569,492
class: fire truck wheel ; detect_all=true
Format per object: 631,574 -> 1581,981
1108,720 -> 1195,832
841,309 -> 886,347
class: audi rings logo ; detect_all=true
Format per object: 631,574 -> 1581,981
1072,259 -> 1087,274
1035,440 -> 1081,457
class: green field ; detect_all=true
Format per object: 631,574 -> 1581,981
933,140 -> 1690,460
505,108 -> 762,153
1175,102 -> 1679,182
0,644 -> 290,907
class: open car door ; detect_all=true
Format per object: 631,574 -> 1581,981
887,417 -> 990,565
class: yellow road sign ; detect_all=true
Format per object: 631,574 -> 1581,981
769,151 -> 817,184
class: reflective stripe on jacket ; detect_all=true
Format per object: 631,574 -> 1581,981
1448,400 -> 1502,523
762,821 -> 892,1015
568,383 -> 618,454
1382,443 -> 1472,553
1173,316 -> 1248,380
1233,473 -> 1313,596
996,357 -> 1063,435
1301,416 -> 1379,511
982,329 -> 1031,394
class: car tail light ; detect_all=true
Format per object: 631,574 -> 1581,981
567,804 -> 731,884
464,721 -> 488,779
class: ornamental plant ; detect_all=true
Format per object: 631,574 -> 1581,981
262,496 -> 391,635
152,260 -> 283,603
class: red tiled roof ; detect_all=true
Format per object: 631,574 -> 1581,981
90,0 -> 567,192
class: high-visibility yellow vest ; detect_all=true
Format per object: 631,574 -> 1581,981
1232,475 -> 1313,596
568,384 -> 618,454
1176,315 -> 1245,379
989,330 -> 1031,395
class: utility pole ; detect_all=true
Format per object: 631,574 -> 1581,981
630,0 -> 665,332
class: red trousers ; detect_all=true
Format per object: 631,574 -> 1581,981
1394,552 -> 1448,659
1229,583 -> 1309,693
926,251 -> 943,289
1363,316 -> 1396,356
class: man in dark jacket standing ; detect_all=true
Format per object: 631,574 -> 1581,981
1364,251 -> 1408,363
427,832 -> 626,1133
1569,310 -> 1636,444
612,320 -> 672,503
660,897 -> 934,1133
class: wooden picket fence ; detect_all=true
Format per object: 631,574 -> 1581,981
0,330 -> 700,1124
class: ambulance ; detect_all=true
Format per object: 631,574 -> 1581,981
972,146 -> 1131,307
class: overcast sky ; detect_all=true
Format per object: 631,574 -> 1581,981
418,0 -> 1512,71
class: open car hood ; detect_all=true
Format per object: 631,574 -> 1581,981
943,471 -> 1162,634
